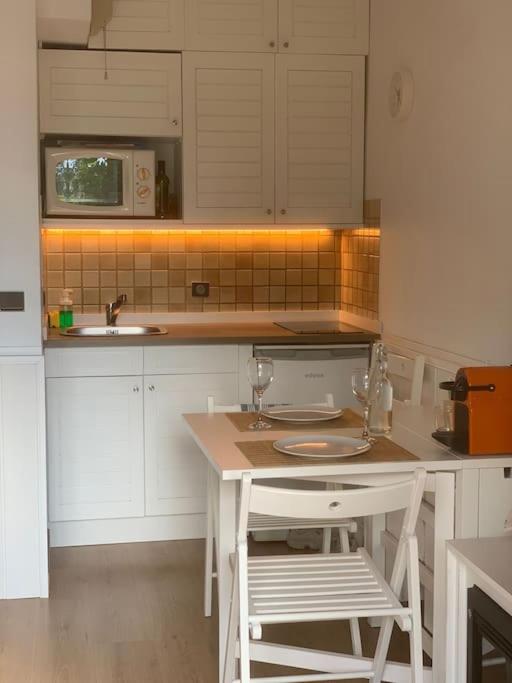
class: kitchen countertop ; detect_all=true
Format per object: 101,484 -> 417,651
44,322 -> 378,348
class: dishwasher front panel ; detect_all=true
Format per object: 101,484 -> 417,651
254,345 -> 370,408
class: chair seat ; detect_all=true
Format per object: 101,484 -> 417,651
247,548 -> 409,625
248,512 -> 356,533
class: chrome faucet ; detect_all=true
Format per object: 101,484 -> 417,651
105,294 -> 127,326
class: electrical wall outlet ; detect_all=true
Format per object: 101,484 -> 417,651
191,282 -> 210,298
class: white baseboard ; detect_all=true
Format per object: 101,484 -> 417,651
49,513 -> 206,548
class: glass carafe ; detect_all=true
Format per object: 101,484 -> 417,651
368,343 -> 393,435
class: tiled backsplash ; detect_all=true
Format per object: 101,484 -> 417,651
341,227 -> 380,320
42,229 -> 345,313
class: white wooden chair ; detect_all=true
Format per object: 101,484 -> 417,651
224,470 -> 427,683
204,394 -> 361,655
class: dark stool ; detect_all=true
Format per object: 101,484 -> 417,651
468,586 -> 512,683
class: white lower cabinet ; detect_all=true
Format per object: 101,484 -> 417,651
45,345 -> 239,545
144,373 -> 238,516
478,467 -> 512,536
47,376 -> 145,522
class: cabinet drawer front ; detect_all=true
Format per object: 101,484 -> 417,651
39,50 -> 182,137
45,347 -> 143,378
479,468 -> 512,536
144,345 -> 238,375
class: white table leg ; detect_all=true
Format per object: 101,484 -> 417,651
455,563 -> 469,683
214,474 -> 237,682
364,512 -> 386,627
445,548 -> 459,683
431,472 -> 455,683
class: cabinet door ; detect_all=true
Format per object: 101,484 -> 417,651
88,0 -> 185,51
39,50 -> 182,137
185,0 -> 278,52
183,52 -> 275,224
47,377 -> 144,522
275,54 -> 364,224
278,0 -> 369,55
479,468 -> 512,536
144,373 -> 238,516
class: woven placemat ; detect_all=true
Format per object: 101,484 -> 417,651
235,437 -> 420,467
226,409 -> 363,433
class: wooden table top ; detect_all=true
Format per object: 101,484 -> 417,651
183,412 -> 461,481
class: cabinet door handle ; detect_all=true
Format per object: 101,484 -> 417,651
133,386 -> 140,393
172,119 -> 179,127
280,209 -> 287,215
269,40 -> 275,48
148,385 -> 155,392
266,208 -> 273,215
283,41 -> 290,48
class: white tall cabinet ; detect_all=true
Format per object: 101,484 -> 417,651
0,2 -> 47,600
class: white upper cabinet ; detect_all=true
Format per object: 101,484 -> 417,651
185,0 -> 278,53
88,0 -> 185,51
275,55 -> 365,224
39,50 -> 182,137
182,52 -> 275,224
278,0 -> 369,55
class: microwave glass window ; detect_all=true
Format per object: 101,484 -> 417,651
55,157 -> 123,207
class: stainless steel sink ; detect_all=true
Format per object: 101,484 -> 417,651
61,325 -> 166,337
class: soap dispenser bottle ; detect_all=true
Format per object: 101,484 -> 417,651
59,289 -> 74,329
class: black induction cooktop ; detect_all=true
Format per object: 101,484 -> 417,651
275,321 -> 368,335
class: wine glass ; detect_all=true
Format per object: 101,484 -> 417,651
247,357 -> 274,430
351,368 -> 371,440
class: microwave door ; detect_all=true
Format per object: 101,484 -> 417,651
45,148 -> 133,217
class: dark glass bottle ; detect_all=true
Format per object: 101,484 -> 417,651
155,160 -> 170,219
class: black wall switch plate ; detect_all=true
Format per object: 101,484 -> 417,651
0,291 -> 24,311
191,282 -> 210,297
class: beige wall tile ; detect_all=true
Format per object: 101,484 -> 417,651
41,228 -> 373,316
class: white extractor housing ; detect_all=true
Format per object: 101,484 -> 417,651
0,1 -> 48,598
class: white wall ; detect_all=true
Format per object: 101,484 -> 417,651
0,1 -> 42,353
366,0 -> 512,365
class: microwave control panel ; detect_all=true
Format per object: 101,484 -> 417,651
133,150 -> 155,216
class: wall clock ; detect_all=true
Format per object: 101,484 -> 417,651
389,69 -> 414,120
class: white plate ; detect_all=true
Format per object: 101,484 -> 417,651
262,405 -> 344,423
273,434 -> 371,459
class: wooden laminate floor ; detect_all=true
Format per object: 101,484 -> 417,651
0,540 -> 505,682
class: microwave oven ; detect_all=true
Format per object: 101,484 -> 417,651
45,147 -> 156,217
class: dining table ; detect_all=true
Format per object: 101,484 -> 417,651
183,409 -> 462,683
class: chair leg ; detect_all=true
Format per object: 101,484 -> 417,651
223,562 -> 239,683
339,527 -> 363,657
204,472 -> 214,618
322,527 -> 332,553
407,537 -> 424,683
